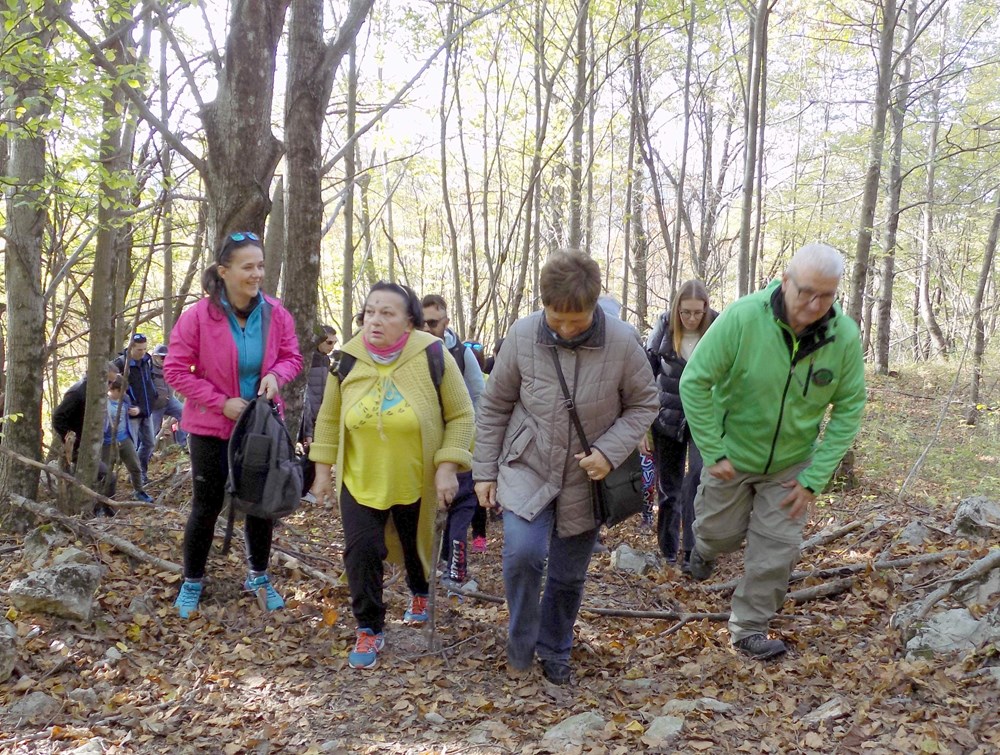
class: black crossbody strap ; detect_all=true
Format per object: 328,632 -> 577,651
548,347 -> 591,454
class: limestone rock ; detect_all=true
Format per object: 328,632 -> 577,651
610,543 -> 654,575
642,715 -> 684,748
899,522 -> 930,546
22,524 -> 70,569
662,697 -> 734,715
541,711 -> 605,746
8,563 -> 102,621
7,691 -> 60,722
905,607 -> 1000,658
951,496 -> 1000,538
0,618 -> 17,682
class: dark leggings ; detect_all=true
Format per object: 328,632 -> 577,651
183,434 -> 274,579
340,485 -> 428,633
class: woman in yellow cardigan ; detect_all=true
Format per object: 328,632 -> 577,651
310,281 -> 474,670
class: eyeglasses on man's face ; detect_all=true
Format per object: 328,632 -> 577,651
229,231 -> 260,243
788,275 -> 838,307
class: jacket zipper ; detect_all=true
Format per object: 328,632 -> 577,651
764,328 -> 799,474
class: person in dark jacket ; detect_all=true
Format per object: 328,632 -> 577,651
300,325 -> 338,502
644,280 -> 716,569
113,333 -> 159,484
52,361 -> 121,514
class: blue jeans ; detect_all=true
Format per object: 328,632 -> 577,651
129,415 -> 156,477
502,503 -> 599,669
150,397 -> 187,447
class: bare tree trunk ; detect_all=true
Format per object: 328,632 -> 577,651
160,27 -> 175,337
283,0 -> 372,435
917,39 -> 949,356
342,42 -> 359,339
201,0 -> 290,247
76,29 -> 133,513
876,1 -> 916,375
439,2 -> 465,333
621,0 -> 640,312
967,190 -> 1000,424
672,0 -> 694,291
848,0 -> 898,324
1,2 -> 66,502
568,0 -> 589,250
737,0 -> 769,297
749,24 -> 768,290
266,176 -> 285,289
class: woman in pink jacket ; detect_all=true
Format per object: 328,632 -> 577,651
164,231 -> 303,619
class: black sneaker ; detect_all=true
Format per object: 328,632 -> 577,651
688,548 -> 715,581
734,634 -> 787,660
540,659 -> 571,685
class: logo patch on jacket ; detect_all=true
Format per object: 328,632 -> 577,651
812,368 -> 834,387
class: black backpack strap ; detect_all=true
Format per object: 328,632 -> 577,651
447,340 -> 466,376
427,340 -> 446,418
221,496 -> 236,555
336,353 -> 357,383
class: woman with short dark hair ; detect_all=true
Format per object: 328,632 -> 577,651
473,251 -> 658,684
310,281 -> 474,670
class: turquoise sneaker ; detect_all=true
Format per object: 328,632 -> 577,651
348,628 -> 385,669
244,574 -> 285,612
175,580 -> 202,619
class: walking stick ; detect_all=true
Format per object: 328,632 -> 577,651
425,506 -> 449,651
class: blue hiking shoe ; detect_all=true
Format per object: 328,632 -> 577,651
348,628 -> 385,669
244,574 -> 285,612
403,593 -> 429,625
135,491 -> 153,503
174,580 -> 203,619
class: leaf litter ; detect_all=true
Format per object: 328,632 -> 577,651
1,364 -> 998,753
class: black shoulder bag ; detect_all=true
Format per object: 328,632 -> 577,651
549,348 -> 645,528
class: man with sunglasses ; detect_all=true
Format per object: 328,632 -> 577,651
421,294 -> 485,588
679,242 -> 866,660
113,333 -> 160,485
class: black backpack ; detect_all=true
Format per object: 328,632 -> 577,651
220,397 -> 303,557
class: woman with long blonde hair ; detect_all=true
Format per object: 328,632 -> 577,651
644,280 -> 715,570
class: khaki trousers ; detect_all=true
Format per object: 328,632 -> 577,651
692,460 -> 810,642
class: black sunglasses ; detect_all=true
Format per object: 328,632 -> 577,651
229,231 -> 260,243
425,318 -> 444,329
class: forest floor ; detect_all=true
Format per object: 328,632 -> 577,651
1,360 -> 999,754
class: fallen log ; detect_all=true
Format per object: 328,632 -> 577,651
702,550 -> 964,594
8,494 -> 181,574
912,547 -> 1000,620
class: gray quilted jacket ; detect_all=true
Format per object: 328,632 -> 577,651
473,308 -> 658,537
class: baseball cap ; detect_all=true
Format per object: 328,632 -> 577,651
152,345 -> 168,356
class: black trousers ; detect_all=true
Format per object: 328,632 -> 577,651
651,428 -> 703,561
183,434 -> 274,579
340,485 -> 428,633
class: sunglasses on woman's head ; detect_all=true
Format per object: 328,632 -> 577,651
229,231 -> 260,243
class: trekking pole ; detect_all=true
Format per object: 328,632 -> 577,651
425,507 -> 448,651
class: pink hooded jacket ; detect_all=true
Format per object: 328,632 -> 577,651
163,294 -> 303,440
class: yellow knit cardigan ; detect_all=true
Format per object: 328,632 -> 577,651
309,329 -> 474,576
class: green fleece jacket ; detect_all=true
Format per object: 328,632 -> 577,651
679,280 -> 866,493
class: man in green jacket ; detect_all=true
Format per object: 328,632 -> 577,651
679,243 -> 866,660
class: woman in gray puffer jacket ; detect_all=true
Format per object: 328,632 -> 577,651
473,251 -> 657,686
